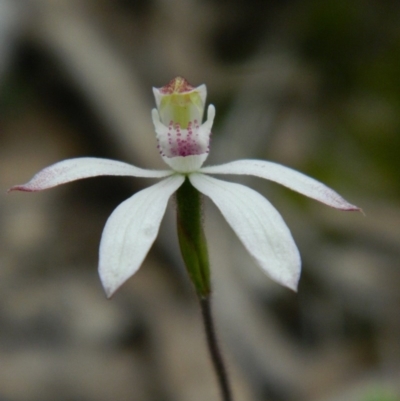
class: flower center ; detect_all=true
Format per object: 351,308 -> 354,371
152,77 -> 215,171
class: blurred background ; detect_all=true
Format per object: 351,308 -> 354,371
0,0 -> 399,400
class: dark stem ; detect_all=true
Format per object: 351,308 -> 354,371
199,295 -> 233,401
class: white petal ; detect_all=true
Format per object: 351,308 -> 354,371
189,174 -> 301,291
200,159 -> 359,211
9,157 -> 172,192
99,175 -> 184,297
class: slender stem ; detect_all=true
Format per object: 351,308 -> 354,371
199,295 -> 233,401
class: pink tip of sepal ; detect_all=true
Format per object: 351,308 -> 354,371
334,202 -> 362,213
349,206 -> 363,212
7,185 -> 38,193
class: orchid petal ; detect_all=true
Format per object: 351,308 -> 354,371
9,157 -> 172,192
189,174 -> 301,291
99,174 -> 184,297
200,160 -> 359,211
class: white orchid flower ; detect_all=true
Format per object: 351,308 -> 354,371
10,77 -> 359,297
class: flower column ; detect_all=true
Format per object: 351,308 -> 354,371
152,77 -> 212,297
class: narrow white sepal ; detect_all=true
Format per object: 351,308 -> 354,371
9,157 -> 173,192
99,175 -> 185,298
200,159 -> 359,211
189,173 -> 301,291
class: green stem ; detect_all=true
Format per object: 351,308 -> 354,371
176,178 -> 233,401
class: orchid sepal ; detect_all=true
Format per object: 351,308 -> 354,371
9,157 -> 172,193
189,173 -> 301,291
99,175 -> 185,298
200,159 -> 360,211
